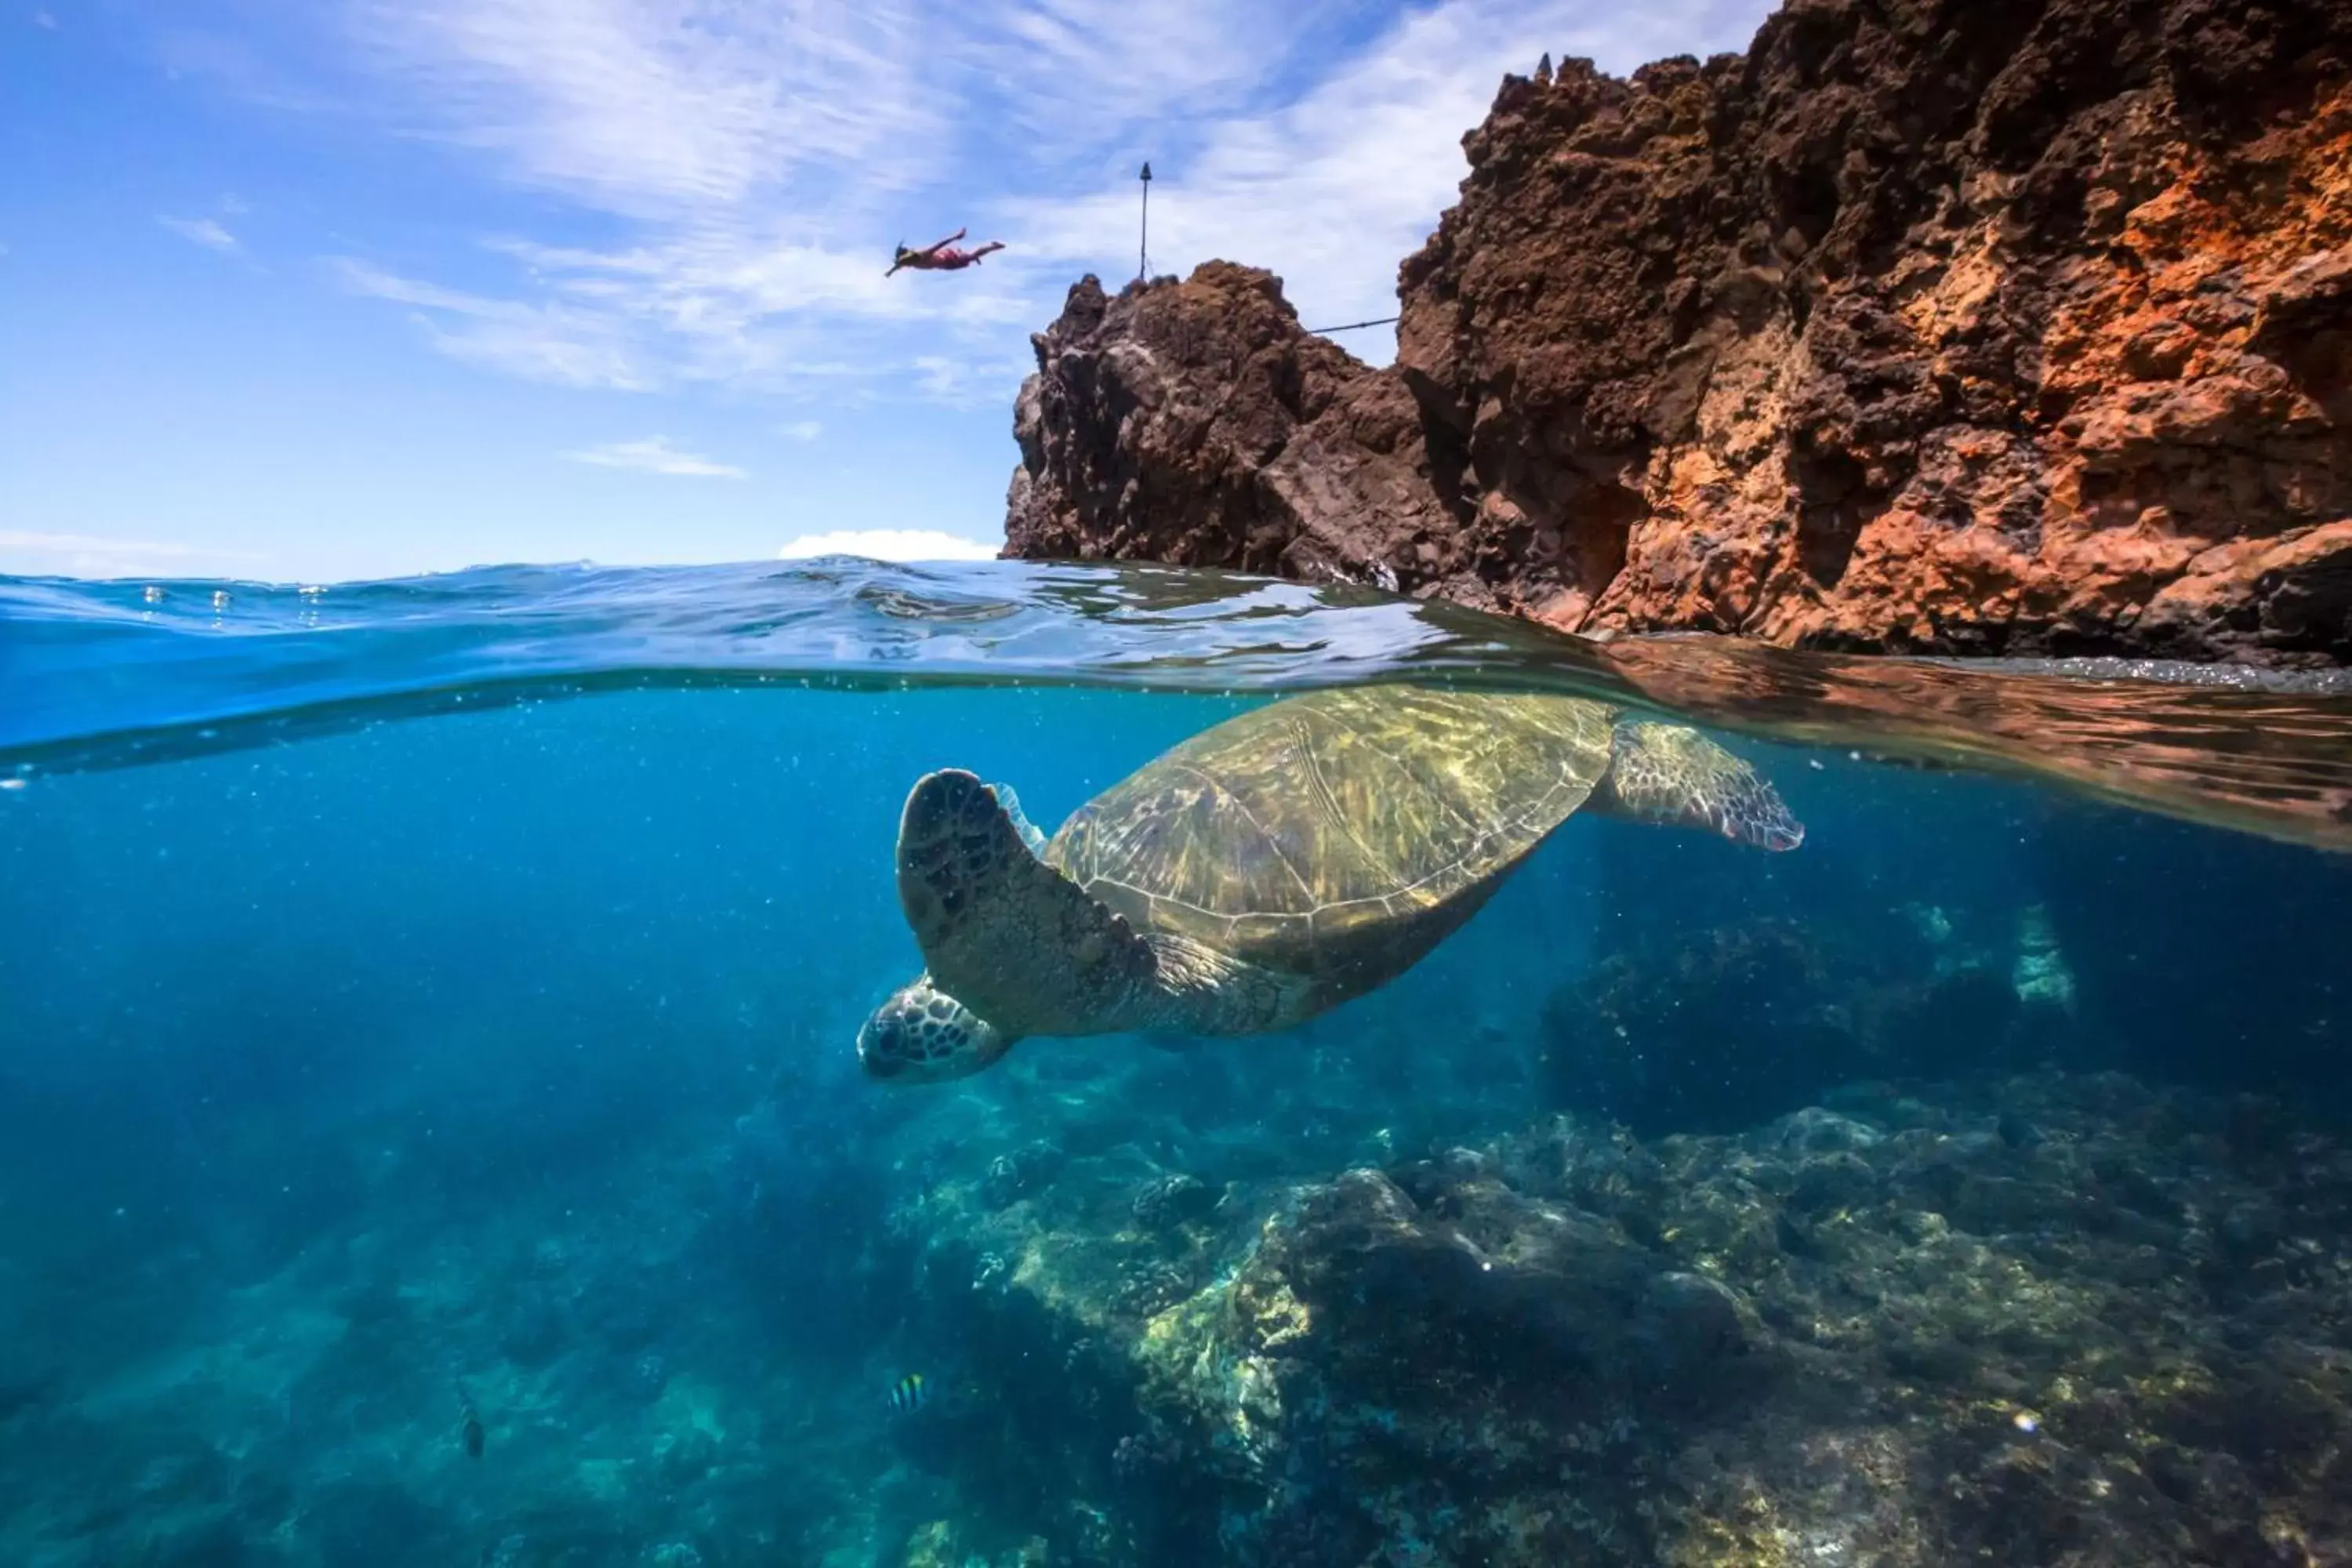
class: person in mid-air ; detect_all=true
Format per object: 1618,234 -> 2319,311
887,227 -> 1005,276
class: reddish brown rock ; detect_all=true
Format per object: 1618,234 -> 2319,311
1004,263 -> 1450,586
1003,0 -> 2352,666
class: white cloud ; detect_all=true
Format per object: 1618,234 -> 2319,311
333,256 -> 652,389
328,230 -> 1033,396
304,0 -> 1769,394
1009,0 -> 1773,364
781,420 -> 823,441
299,0 -> 1356,398
160,216 -> 239,252
909,350 -> 1042,410
0,529 -> 268,578
346,0 -> 941,220
778,528 -> 1000,561
32,9 -> 56,28
562,436 -> 746,478
956,0 -> 1348,134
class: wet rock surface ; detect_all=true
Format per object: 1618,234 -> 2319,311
1003,0 -> 2352,666
899,1073 -> 2352,1566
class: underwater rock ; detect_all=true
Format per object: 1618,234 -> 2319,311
1768,1105 -> 1886,1157
1787,1149 -> 1881,1217
981,1142 -> 1063,1210
1129,1173 -> 1221,1232
895,1071 -> 2352,1566
1003,0 -> 2352,666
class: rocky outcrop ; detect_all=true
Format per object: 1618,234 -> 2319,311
1004,263 -> 1452,587
896,1073 -> 2352,1566
1003,0 -> 2352,666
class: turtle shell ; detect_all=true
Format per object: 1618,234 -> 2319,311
1045,686 -> 1618,993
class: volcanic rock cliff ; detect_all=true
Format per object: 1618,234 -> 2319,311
1003,0 -> 2352,666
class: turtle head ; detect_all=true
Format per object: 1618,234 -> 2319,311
1708,760 -> 1805,853
1602,721 -> 1806,852
857,975 -> 1017,1083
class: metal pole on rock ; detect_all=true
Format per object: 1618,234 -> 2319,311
1138,162 -> 1152,282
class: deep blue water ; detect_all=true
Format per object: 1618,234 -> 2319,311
3,561 -> 2350,1567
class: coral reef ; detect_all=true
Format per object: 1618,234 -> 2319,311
899,1072 -> 2352,1566
7,748 -> 2350,1567
8,982 -> 2351,1567
1004,0 -> 2352,666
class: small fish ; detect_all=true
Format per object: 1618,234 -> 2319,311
455,1381 -> 485,1458
887,1372 -> 929,1414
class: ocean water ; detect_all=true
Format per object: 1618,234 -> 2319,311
3,560 -> 2350,1568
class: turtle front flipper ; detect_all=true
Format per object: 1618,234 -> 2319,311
895,769 -> 1161,1040
1595,721 -> 1805,851
987,782 -> 1050,858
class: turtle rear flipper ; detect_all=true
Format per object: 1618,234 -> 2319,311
896,769 -> 1160,1036
1596,721 -> 1805,851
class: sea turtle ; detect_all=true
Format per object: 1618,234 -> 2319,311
857,685 -> 1803,1083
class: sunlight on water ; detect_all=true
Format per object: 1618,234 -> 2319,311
3,561 -> 2350,1566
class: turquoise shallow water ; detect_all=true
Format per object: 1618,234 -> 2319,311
3,560 -> 2351,1566
10,559 -> 2352,848
0,560 -> 1595,762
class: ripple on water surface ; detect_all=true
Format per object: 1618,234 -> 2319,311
4,557 -> 2350,849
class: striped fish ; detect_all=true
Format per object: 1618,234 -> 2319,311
887,1372 -> 929,1414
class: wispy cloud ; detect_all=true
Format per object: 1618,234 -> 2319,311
778,528 -> 1000,561
160,215 -> 239,252
333,256 -> 651,389
0,529 -> 269,578
346,0 -> 942,220
296,0 -> 1768,395
908,350 -> 1041,410
296,0 -> 1352,399
782,420 -> 823,441
31,9 -> 56,29
563,436 -> 746,478
1011,0 -> 1773,360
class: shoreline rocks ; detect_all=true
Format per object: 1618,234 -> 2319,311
1004,0 -> 2352,667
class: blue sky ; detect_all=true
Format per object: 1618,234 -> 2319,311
2,0 -> 1772,585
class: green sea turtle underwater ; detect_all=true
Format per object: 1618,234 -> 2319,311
856,684 -> 1804,1083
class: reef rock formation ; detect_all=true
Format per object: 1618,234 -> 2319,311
1003,0 -> 2352,666
895,1073 -> 2352,1566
